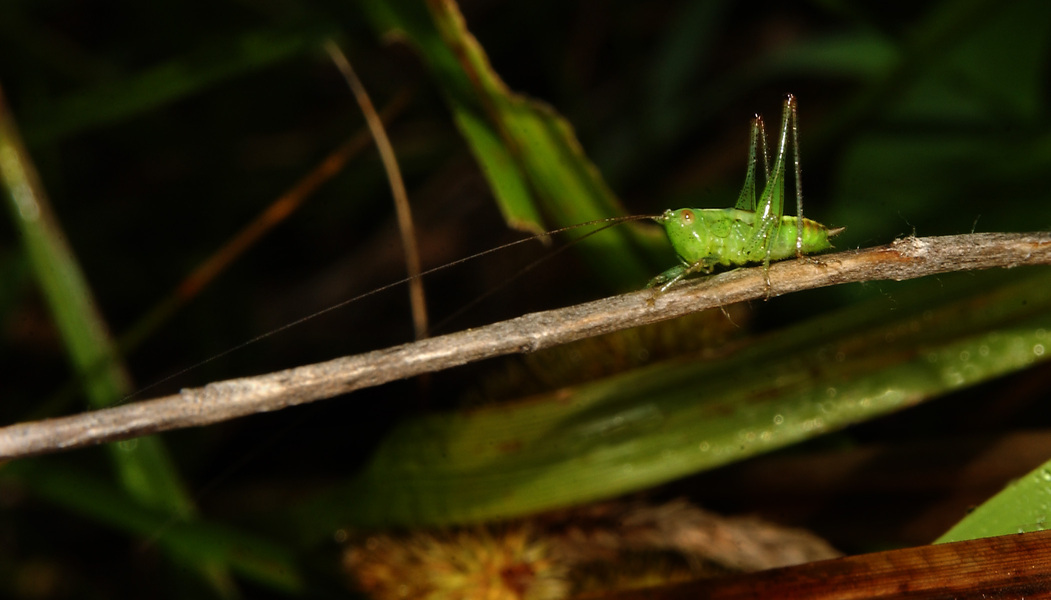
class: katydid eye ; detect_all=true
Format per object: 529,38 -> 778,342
681,209 -> 694,223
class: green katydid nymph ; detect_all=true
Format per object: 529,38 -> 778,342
648,93 -> 843,292
113,95 -> 840,404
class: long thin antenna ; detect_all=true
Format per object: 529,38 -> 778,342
121,214 -> 656,402
428,219 -> 637,334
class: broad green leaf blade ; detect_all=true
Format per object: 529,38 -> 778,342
362,0 -> 663,288
0,88 -> 234,594
937,458 -> 1051,543
298,270 -> 1051,528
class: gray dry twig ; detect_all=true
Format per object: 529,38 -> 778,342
1,232 -> 1050,460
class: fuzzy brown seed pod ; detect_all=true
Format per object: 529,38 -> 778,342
342,499 -> 839,599
344,524 -> 569,600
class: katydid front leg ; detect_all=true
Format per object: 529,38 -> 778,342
647,255 -> 719,293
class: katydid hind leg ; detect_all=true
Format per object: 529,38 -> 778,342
788,94 -> 805,257
758,112 -> 770,185
750,95 -> 793,265
763,95 -> 792,224
734,115 -> 763,212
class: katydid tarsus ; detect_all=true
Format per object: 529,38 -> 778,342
649,93 -> 843,292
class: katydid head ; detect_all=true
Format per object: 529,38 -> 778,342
652,209 -> 691,250
652,208 -> 690,225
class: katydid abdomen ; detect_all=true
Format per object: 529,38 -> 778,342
648,208 -> 842,291
659,208 -> 838,266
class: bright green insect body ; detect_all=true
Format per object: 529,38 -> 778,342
649,94 -> 842,291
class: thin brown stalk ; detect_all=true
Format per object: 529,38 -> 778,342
0,232 -> 1049,460
32,88 -> 412,423
119,88 -> 412,355
324,41 -> 429,340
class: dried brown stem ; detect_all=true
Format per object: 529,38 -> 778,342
325,41 -> 429,340
1,232 -> 1049,460
600,528 -> 1051,600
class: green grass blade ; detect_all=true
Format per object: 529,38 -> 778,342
0,459 -> 303,593
361,0 -> 662,288
293,270 -> 1051,528
0,87 -> 236,595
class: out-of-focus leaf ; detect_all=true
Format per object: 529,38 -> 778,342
644,1 -> 727,142
0,87 -> 235,595
824,0 -> 1051,250
361,0 -> 663,288
289,269 -> 1051,529
22,25 -> 333,144
758,33 -> 898,79
0,459 -> 303,593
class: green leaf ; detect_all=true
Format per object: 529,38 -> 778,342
937,457 -> 1051,543
291,270 -> 1051,529
361,0 -> 663,288
1,459 -> 303,593
1,89 -> 235,595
